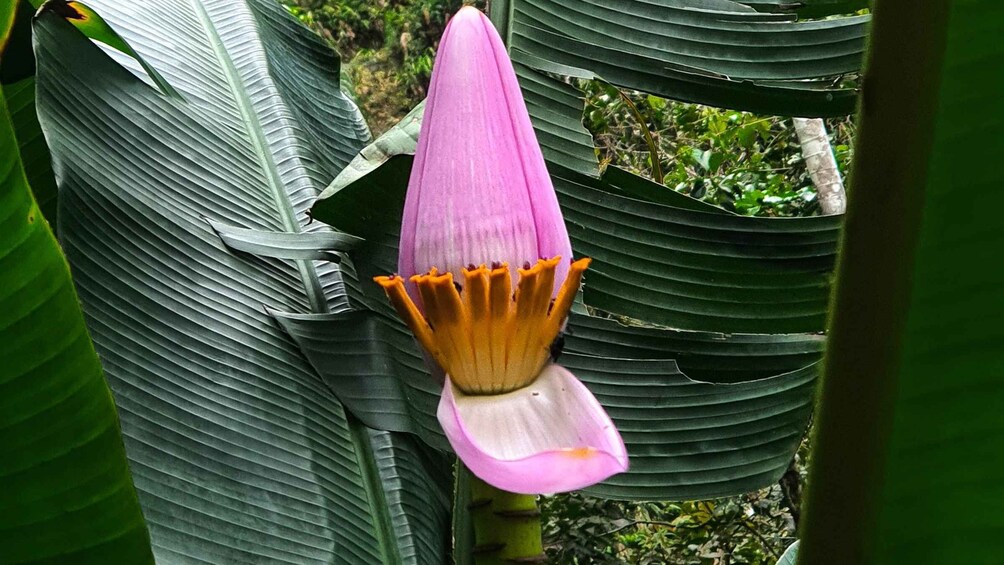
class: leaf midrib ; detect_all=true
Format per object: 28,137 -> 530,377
189,0 -> 328,314
186,4 -> 407,564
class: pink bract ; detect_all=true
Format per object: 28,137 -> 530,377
398,6 -> 572,299
437,364 -> 629,494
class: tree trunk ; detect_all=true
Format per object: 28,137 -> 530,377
793,118 -> 846,215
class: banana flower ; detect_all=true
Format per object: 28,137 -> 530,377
374,7 -> 628,494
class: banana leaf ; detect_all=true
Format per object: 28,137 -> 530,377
31,2 -> 450,563
1,4 -> 152,560
800,1 -> 1004,563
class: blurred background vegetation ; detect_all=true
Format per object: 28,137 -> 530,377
282,0 -> 486,134
282,0 -> 849,561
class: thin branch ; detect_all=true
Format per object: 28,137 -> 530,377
738,519 -> 781,560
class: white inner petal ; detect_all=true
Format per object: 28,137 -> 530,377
451,364 -> 611,460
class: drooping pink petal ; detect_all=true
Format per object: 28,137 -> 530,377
399,7 -> 572,299
437,363 -> 629,494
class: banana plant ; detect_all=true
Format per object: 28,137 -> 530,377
28,0 -> 1002,564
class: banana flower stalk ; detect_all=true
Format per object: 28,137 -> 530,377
374,6 -> 627,495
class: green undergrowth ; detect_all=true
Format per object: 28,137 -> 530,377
584,81 -> 855,217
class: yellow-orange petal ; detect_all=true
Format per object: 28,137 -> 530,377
375,256 -> 590,394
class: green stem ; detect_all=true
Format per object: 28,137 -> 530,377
615,87 -> 664,185
464,468 -> 545,564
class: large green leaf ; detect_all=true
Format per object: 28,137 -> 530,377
800,1 -> 1004,563
1,0 -> 58,223
1,6 -> 152,559
568,354 -> 815,500
514,0 -> 867,80
492,0 -> 867,118
31,2 -> 449,563
0,0 -> 180,225
513,60 -> 599,176
272,309 -> 447,449
3,78 -> 55,223
553,167 -> 840,334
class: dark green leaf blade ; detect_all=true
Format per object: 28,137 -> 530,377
0,80 -> 153,565
565,314 -> 824,384
571,354 -> 815,500
367,429 -> 453,565
0,0 -> 35,84
3,78 -> 56,223
208,219 -> 362,261
271,309 -> 448,450
800,1 -> 1004,563
503,0 -> 866,117
553,167 -> 840,334
514,0 -> 868,80
2,1 -> 58,222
